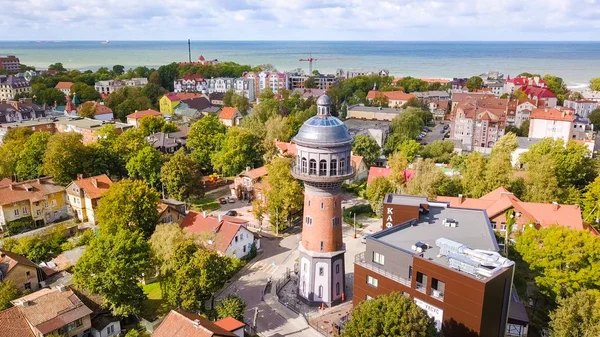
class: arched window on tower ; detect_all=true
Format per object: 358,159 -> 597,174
339,158 -> 346,175
301,157 -> 307,174
330,159 -> 337,176
319,160 -> 327,176
318,285 -> 323,298
309,159 -> 317,175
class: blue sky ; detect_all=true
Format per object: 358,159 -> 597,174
1,0 -> 600,41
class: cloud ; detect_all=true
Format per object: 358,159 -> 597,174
0,0 -> 599,40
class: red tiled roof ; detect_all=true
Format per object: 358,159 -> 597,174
0,307 -> 36,337
530,108 -> 575,122
153,310 -> 236,337
177,93 -> 202,100
520,85 -> 557,99
218,107 -> 239,120
214,317 -> 245,332
420,78 -> 451,84
0,177 -> 64,206
94,103 -> 113,115
55,82 -> 74,90
126,109 -> 162,120
240,166 -> 267,179
351,155 -> 363,168
0,178 -> 11,187
181,212 -> 248,254
0,249 -> 38,275
274,141 -> 297,156
366,90 -> 416,101
70,174 -> 112,200
367,167 -> 414,185
183,74 -> 205,81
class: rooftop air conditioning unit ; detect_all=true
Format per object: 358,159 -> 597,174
443,218 -> 458,227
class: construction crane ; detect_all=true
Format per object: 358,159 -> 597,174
299,56 -> 350,74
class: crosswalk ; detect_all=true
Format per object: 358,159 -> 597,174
252,261 -> 280,275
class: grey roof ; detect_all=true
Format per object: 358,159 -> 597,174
55,117 -> 131,131
347,105 -> 404,114
0,75 -> 30,88
508,285 -> 529,324
147,127 -> 189,150
181,97 -> 211,111
293,95 -> 353,147
516,137 -> 543,149
317,95 -> 331,106
343,118 -> 391,130
202,106 -> 221,113
92,313 -> 120,331
414,91 -> 450,99
384,194 -> 429,207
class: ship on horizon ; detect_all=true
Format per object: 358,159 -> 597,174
101,40 -> 109,44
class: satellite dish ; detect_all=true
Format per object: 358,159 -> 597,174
24,70 -> 35,82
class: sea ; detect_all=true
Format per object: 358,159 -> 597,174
1,40 -> 599,89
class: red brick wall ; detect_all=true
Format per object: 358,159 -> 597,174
301,192 -> 343,253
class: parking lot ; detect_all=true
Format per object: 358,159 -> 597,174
419,121 -> 449,145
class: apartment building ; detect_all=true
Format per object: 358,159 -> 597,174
355,194 -> 518,336
0,75 -> 31,100
245,71 -> 288,95
55,117 -> 132,144
0,55 -> 21,72
0,99 -> 45,124
336,68 -> 390,79
528,107 -> 594,144
287,73 -> 338,90
451,97 -> 507,150
347,105 -> 406,122
204,77 -> 255,102
66,174 -> 112,224
173,74 -> 205,93
94,78 -> 148,95
366,90 -> 416,108
563,99 -> 598,118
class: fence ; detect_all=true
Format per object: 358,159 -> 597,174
274,268 -> 292,295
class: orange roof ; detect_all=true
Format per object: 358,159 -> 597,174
214,317 -> 245,332
0,249 -> 38,275
126,109 -> 162,120
0,177 -> 64,206
218,107 -> 239,120
55,82 -> 74,90
420,78 -> 451,84
177,92 -> 202,101
0,178 -> 11,187
366,90 -> 416,101
93,103 -> 113,115
70,174 -> 112,200
274,141 -> 297,156
0,307 -> 36,337
530,108 -> 575,122
153,310 -> 236,337
240,166 -> 267,179
519,202 -> 584,230
351,155 -> 363,168
181,212 -> 249,254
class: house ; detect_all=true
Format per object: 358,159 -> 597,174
337,69 -> 390,79
503,76 -> 547,95
366,166 -> 414,185
286,73 -> 338,90
528,107 -> 594,144
0,250 -> 42,291
428,100 -> 449,120
55,117 -> 132,145
343,118 -> 391,148
511,137 -> 544,167
414,91 -> 451,103
152,310 -> 237,337
0,75 -> 30,100
0,55 -> 21,72
563,99 -> 598,118
159,92 -> 202,114
0,177 -> 67,233
519,85 -> 557,107
174,97 -> 213,121
0,99 -> 45,123
0,306 -> 37,337
158,199 -> 187,225
203,78 -> 255,102
350,155 -> 368,182
174,74 -> 206,93
82,102 -> 114,121
366,90 -> 416,108
218,107 -> 243,127
181,212 -> 260,259
66,174 -> 112,224
40,246 -> 87,277
437,187 -> 587,236
209,92 -> 226,106
147,126 -> 190,153
231,166 -> 268,202
274,140 -> 297,157
8,286 -> 93,337
451,96 -> 508,150
346,105 -> 405,122
582,90 -> 600,103
0,118 -> 56,143
55,82 -> 74,95
126,109 -> 162,127
291,88 -> 327,100
91,314 -> 121,337
505,99 -> 544,128
94,78 -> 147,95
214,317 -> 245,337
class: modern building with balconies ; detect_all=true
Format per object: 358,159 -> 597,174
354,194 -> 521,337
291,95 -> 354,307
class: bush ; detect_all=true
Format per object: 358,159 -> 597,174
2,227 -> 68,262
342,178 -> 367,197
216,295 -> 246,321
343,204 -> 375,228
7,216 -> 36,235
248,242 -> 258,259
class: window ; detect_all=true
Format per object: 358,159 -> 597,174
235,236 -> 238,242
367,275 -> 378,287
336,282 -> 340,295
24,282 -> 31,290
51,200 -> 56,207
336,264 -> 340,274
303,264 -> 307,272
332,217 -> 340,227
309,159 -> 317,175
22,207 -> 27,214
26,271 -> 30,277
308,200 -> 311,207
431,278 -> 445,300
319,160 -> 327,176
416,272 -> 427,291
320,241 -> 324,252
305,216 -> 313,226
14,209 -> 19,216
243,245 -> 246,253
373,252 -> 385,265
491,222 -> 497,229
318,285 -> 323,298
319,267 -> 324,276
321,202 -> 324,210
330,159 -> 337,175
301,158 -> 307,173
339,158 -> 346,175
501,223 -> 507,230
107,325 -> 115,335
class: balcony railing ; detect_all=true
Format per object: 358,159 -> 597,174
291,163 -> 355,183
355,252 -> 411,287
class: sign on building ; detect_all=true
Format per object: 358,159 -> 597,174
414,298 -> 443,330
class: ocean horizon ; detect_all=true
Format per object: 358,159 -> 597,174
1,40 -> 599,87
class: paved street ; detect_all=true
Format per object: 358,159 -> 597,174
422,121 -> 448,144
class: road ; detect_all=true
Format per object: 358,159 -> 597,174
422,121 -> 448,144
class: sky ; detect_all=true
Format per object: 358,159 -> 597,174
1,0 -> 600,41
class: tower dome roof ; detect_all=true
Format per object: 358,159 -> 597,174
293,95 -> 353,147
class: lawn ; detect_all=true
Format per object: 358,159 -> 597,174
190,196 -> 222,212
140,282 -> 171,322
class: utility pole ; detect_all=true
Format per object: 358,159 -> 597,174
353,213 -> 357,239
276,207 -> 279,237
188,39 -> 192,63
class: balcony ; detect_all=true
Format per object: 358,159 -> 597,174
291,163 -> 355,183
355,252 -> 411,287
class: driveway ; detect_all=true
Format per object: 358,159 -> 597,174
422,121 -> 448,144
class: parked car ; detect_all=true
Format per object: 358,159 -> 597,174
225,210 -> 238,216
218,197 -> 227,205
360,235 -> 367,244
227,196 -> 236,203
416,136 -> 423,141
443,124 -> 449,130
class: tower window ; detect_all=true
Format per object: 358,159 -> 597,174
319,160 -> 327,176
301,157 -> 307,174
336,282 -> 340,295
305,216 -> 313,226
319,267 -> 324,276
309,159 -> 317,175
330,159 -> 337,175
336,264 -> 340,274
332,217 -> 340,227
318,285 -> 323,298
339,158 -> 346,175
320,241 -> 324,251
321,202 -> 324,210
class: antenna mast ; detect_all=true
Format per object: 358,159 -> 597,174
188,39 -> 192,63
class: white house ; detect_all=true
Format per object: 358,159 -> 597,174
91,314 -> 122,337
511,137 -> 543,168
181,211 -> 261,259
563,99 -> 598,118
529,107 -> 577,141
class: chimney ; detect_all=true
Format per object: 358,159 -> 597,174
77,174 -> 83,180
15,299 -> 30,307
203,210 -> 207,218
552,201 -> 559,211
246,166 -> 250,173
56,284 -> 68,292
458,194 -> 465,204
91,178 -> 98,188
218,214 -> 223,222
193,319 -> 201,327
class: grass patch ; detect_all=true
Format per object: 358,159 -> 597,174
190,196 -> 222,212
343,204 -> 375,228
140,282 -> 171,321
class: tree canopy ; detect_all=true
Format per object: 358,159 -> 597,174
352,135 -> 380,167
366,177 -> 394,217
211,127 -> 264,176
216,295 -> 246,322
126,146 -> 164,188
549,289 -> 600,337
42,133 -> 88,185
0,281 -> 22,311
466,76 -> 484,91
265,157 -> 303,232
160,149 -> 204,201
16,131 -> 51,180
591,77 -> 600,91
187,115 -> 227,173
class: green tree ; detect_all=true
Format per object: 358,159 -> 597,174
387,152 -> 409,193
231,93 -> 250,114
113,65 -> 125,75
187,115 -> 227,173
211,127 -> 264,176
16,132 -> 51,180
142,83 -> 167,107
419,140 -> 455,163
71,82 -> 101,102
42,133 -> 89,185
549,290 -> 600,337
466,76 -> 484,91
113,128 -> 151,162
515,226 -> 600,300
48,62 -> 66,71
461,152 -> 489,198
252,200 -> 266,228
37,88 -> 67,106
342,292 -> 437,337
149,71 -> 160,85
352,135 -> 380,167
385,110 -> 424,153
222,90 -> 235,107
216,295 -> 246,321
138,116 -> 166,136
0,280 -> 22,310
158,63 -> 179,91
590,77 -> 600,91
396,140 -> 421,162
405,158 -> 448,199
126,146 -> 164,188
265,157 -> 303,232
77,101 -> 97,118
524,154 -> 560,203
485,133 -> 518,190
582,177 -> 600,229
161,149 -> 204,201
304,76 -> 316,88
372,92 -> 389,107
73,229 -> 151,316
511,90 -> 527,100
589,109 -> 600,131
366,177 -> 394,216
96,179 -> 160,238
568,91 -> 584,101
